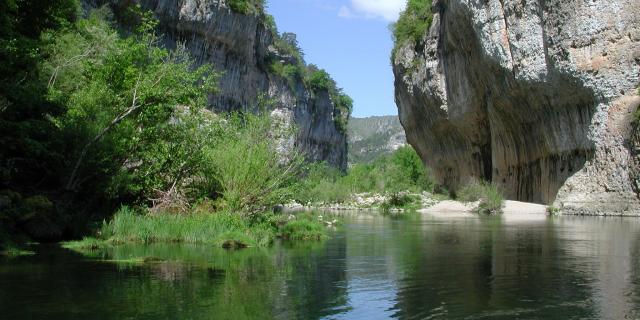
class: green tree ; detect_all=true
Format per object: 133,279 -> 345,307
0,0 -> 82,241
44,11 -> 218,204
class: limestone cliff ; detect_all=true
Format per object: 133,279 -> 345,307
348,116 -> 406,164
393,0 -> 640,214
84,0 -> 348,170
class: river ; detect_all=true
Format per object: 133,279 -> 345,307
1,212 -> 639,319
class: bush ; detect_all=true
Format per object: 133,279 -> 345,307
227,0 -> 265,15
457,180 -> 504,214
391,0 -> 433,59
333,91 -> 353,133
202,113 -> 304,217
270,61 -> 304,90
43,11 -> 218,204
547,206 -> 561,215
380,193 -> 420,211
306,67 -> 335,92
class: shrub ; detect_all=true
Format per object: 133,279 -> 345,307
457,180 -> 504,214
457,180 -> 486,203
270,61 -> 304,90
227,0 -> 265,15
477,184 -> 504,214
43,12 -> 218,204
547,206 -> 561,215
380,193 -> 420,211
333,92 -> 353,133
202,113 -> 304,217
306,68 -> 334,92
391,0 -> 434,59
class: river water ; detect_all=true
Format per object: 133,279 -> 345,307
1,212 -> 639,319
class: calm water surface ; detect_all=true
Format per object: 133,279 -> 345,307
1,212 -> 640,319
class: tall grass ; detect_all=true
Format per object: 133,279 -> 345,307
100,207 -> 275,247
457,180 -> 504,214
63,206 -> 329,250
280,218 -> 327,241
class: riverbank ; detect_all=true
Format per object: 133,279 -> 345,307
290,191 -> 551,216
287,191 -> 443,212
62,207 -> 330,252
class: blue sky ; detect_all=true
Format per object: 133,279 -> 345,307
266,0 -> 406,117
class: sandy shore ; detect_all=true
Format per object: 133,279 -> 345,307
420,200 -> 548,221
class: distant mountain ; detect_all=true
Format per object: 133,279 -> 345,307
348,116 -> 407,164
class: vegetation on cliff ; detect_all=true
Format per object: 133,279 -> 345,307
391,0 -> 433,60
267,29 -> 352,133
227,0 -> 266,15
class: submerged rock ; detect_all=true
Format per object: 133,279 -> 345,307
393,0 -> 640,215
221,240 -> 248,250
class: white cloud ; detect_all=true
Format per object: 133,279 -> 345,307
338,6 -> 356,19
338,0 -> 406,22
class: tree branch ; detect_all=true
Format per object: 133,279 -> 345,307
66,78 -> 141,190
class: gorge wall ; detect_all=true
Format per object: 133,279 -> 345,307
393,0 -> 640,214
84,0 -> 348,170
348,116 -> 406,165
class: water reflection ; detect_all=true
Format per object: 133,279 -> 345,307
0,213 -> 639,319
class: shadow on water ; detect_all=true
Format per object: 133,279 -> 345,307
1,213 -> 640,319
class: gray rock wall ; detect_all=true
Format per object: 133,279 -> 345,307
85,0 -> 347,170
393,0 -> 640,214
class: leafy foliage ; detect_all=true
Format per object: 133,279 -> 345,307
391,0 -> 433,60
0,0 -> 84,241
267,30 -> 352,133
306,67 -> 334,91
296,146 -> 435,204
202,113 -> 305,218
304,65 -> 352,133
227,0 -> 266,15
380,193 -> 421,211
44,12 -> 218,205
0,2 -> 342,244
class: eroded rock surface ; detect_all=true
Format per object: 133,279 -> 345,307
393,0 -> 640,214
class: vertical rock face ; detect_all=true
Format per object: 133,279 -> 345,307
85,0 -> 347,170
348,116 -> 407,164
393,0 -> 640,214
